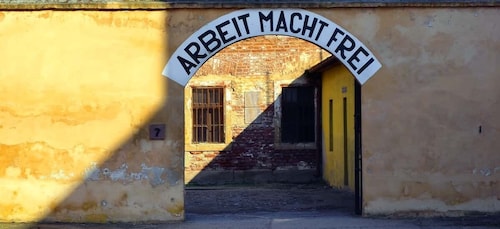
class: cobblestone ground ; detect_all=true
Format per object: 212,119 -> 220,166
185,182 -> 355,214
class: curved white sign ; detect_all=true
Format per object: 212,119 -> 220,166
163,9 -> 381,86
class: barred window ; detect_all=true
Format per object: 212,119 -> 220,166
281,86 -> 315,143
192,87 -> 225,143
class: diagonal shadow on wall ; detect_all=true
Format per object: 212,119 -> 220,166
1,7 -> 353,226
183,74 -> 357,214
185,78 -> 323,187
31,79 -> 186,224
12,9 -> 191,225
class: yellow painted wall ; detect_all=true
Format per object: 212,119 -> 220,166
355,8 -> 500,215
321,64 -> 355,190
0,5 -> 499,221
0,10 -> 184,222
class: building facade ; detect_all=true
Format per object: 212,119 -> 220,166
0,0 -> 498,223
185,35 -> 329,185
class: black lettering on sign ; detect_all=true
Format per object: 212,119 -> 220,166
198,30 -> 222,53
164,9 -> 382,86
259,11 -> 273,32
178,42 -> 207,75
237,13 -> 251,35
315,20 -> 329,41
276,11 -> 288,32
347,46 -> 371,73
231,17 -> 242,37
327,27 -> 345,47
216,20 -> 236,44
185,42 -> 206,64
290,12 -> 302,34
335,34 -> 356,60
302,15 -> 317,38
177,55 -> 197,75
357,58 -> 374,75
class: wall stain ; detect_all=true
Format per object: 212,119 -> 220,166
84,214 -> 108,223
399,181 -> 492,206
115,193 -> 128,207
0,204 -> 23,219
82,11 -> 164,30
0,99 -> 123,126
53,201 -> 98,215
166,203 -> 183,217
38,11 -> 51,19
0,142 -> 104,181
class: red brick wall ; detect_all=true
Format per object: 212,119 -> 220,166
196,35 -> 328,77
186,36 -> 329,184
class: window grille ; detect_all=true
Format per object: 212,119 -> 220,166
192,87 -> 225,143
281,86 -> 315,143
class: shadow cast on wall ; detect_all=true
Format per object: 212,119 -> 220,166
186,77 -> 323,187
21,8 -> 213,224
34,75 -> 185,223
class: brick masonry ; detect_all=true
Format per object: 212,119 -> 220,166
186,35 -> 328,185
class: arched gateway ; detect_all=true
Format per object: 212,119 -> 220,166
1,1 -> 499,224
165,8 -> 382,216
163,9 -> 382,86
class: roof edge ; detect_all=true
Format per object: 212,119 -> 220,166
306,56 -> 341,76
0,1 -> 498,10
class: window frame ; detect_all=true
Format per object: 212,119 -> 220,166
191,87 -> 225,144
280,86 -> 316,143
274,80 -> 318,150
185,81 -> 232,152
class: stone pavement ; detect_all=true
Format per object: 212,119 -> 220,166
1,183 -> 499,228
177,211 -> 500,229
4,211 -> 499,229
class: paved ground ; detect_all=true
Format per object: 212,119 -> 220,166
185,182 -> 354,214
2,182 -> 499,228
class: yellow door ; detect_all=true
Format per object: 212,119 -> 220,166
321,64 -> 355,190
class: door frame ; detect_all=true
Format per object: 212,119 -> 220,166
354,80 -> 363,215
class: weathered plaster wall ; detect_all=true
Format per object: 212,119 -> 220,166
335,8 -> 499,215
1,6 -> 498,222
0,10 -> 185,222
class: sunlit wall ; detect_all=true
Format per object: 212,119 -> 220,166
0,10 -> 185,222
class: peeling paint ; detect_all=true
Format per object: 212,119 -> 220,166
472,167 -> 498,177
140,164 -> 165,187
50,170 -> 74,180
84,163 -> 100,181
82,163 -> 177,187
109,164 -> 128,181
